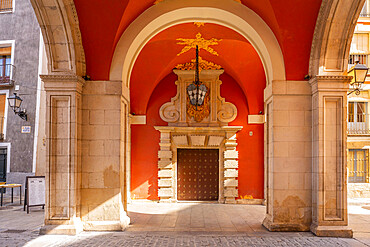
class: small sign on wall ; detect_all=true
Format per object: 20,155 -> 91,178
21,126 -> 31,133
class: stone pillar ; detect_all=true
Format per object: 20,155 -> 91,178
157,128 -> 174,201
223,128 -> 239,203
40,74 -> 84,235
263,80 -> 312,231
310,75 -> 352,238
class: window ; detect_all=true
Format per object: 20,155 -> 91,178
361,0 -> 370,17
348,102 -> 369,134
348,149 -> 369,183
0,0 -> 12,13
0,46 -> 13,85
349,33 -> 369,69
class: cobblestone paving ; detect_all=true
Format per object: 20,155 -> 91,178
0,197 -> 369,247
0,231 -> 366,247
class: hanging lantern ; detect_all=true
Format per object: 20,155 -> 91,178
187,45 -> 208,106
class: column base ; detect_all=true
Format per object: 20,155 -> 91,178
225,198 -> 236,204
40,224 -> 83,235
262,216 -> 310,232
310,224 -> 353,238
84,221 -> 126,231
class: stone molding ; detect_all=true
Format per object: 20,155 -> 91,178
159,69 -> 237,126
155,126 -> 242,203
309,75 -> 350,94
41,74 -> 85,93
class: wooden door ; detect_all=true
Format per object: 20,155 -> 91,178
177,149 -> 219,201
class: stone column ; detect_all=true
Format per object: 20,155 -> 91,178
223,127 -> 240,203
310,75 -> 352,238
263,80 -> 312,231
40,74 -> 84,235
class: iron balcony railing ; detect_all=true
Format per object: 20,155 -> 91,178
0,64 -> 15,85
348,113 -> 370,135
348,157 -> 369,183
348,54 -> 368,70
0,0 -> 12,12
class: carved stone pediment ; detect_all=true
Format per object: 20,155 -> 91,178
159,69 -> 237,127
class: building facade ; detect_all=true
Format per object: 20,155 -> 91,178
29,0 -> 365,238
347,0 -> 370,197
0,0 -> 41,191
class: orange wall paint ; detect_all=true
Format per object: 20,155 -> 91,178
131,73 -> 177,200
131,72 -> 264,200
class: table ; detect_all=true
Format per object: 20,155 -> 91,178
0,183 -> 22,206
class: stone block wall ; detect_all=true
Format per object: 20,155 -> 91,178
263,80 -> 312,231
80,81 -> 123,230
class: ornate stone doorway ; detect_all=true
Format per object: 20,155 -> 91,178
156,69 -> 242,203
177,149 -> 219,201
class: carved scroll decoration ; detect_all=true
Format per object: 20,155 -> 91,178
218,102 -> 237,123
159,91 -> 180,122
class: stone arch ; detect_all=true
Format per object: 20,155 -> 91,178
309,0 -> 365,76
30,0 -> 86,76
110,0 -> 286,89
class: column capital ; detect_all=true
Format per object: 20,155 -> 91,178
40,73 -> 85,94
309,75 -> 351,94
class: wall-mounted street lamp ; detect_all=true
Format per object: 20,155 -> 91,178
348,61 -> 369,95
7,93 -> 27,121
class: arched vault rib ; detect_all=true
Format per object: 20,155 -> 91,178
310,0 -> 365,76
30,0 -> 86,76
110,0 -> 285,89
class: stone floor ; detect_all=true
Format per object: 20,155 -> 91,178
0,197 -> 369,246
126,201 -> 266,232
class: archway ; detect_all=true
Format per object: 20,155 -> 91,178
108,0 -> 286,231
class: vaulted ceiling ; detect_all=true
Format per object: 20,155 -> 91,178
74,0 -> 322,81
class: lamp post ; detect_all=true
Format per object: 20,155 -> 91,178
348,61 -> 369,95
7,93 -> 27,121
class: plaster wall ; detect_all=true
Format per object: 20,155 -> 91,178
0,0 -> 40,187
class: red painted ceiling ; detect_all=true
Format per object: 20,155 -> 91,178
130,23 -> 266,115
74,0 -> 322,81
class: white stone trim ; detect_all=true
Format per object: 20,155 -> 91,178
248,115 -> 264,124
130,115 -> 146,124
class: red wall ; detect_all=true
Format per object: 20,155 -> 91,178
131,72 -> 264,200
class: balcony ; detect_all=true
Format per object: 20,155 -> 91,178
0,64 -> 15,86
348,113 -> 370,135
0,0 -> 12,12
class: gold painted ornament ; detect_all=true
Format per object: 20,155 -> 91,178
176,33 -> 222,56
175,56 -> 222,71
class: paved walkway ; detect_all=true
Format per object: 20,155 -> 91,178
0,197 -> 369,246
